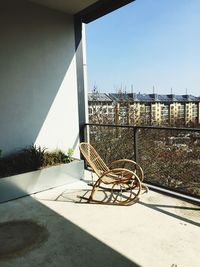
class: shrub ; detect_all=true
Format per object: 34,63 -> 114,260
0,145 -> 74,178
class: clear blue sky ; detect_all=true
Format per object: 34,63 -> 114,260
86,0 -> 200,96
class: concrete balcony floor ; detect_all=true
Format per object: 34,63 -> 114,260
0,170 -> 199,267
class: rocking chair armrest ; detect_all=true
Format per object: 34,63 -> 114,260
98,167 -> 140,185
108,159 -> 144,182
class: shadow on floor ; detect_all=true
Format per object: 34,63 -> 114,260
0,193 -> 140,267
138,201 -> 200,228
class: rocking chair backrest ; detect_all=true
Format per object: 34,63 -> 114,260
79,142 -> 109,177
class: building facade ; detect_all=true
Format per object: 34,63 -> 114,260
89,92 -> 200,127
88,92 -> 116,124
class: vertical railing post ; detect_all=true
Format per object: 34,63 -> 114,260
79,123 -> 88,169
84,124 -> 88,143
80,124 -> 85,143
80,123 -> 89,143
133,127 -> 138,162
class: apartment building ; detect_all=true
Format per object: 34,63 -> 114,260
89,92 -> 200,126
88,92 -> 116,124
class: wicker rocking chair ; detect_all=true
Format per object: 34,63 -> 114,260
79,142 -> 148,205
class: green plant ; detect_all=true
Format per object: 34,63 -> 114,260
44,148 -> 74,166
22,145 -> 46,170
0,145 -> 74,179
66,148 -> 74,162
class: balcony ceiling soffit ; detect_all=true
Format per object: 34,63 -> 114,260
29,0 -> 98,15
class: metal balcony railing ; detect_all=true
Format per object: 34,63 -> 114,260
81,123 -> 200,201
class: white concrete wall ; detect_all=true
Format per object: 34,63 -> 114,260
0,0 -> 80,157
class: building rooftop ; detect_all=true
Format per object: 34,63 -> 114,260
108,93 -> 200,103
88,93 -> 113,102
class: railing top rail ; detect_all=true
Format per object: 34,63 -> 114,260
85,123 -> 200,132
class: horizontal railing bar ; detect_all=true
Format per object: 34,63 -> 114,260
146,183 -> 200,204
85,123 -> 200,132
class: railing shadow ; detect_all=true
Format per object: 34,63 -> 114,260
138,201 -> 200,228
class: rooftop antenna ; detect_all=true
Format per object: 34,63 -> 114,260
131,84 -> 134,98
93,85 -> 97,94
120,82 -> 122,92
114,85 -> 118,94
171,88 -> 173,95
186,88 -> 188,95
153,86 -> 155,94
